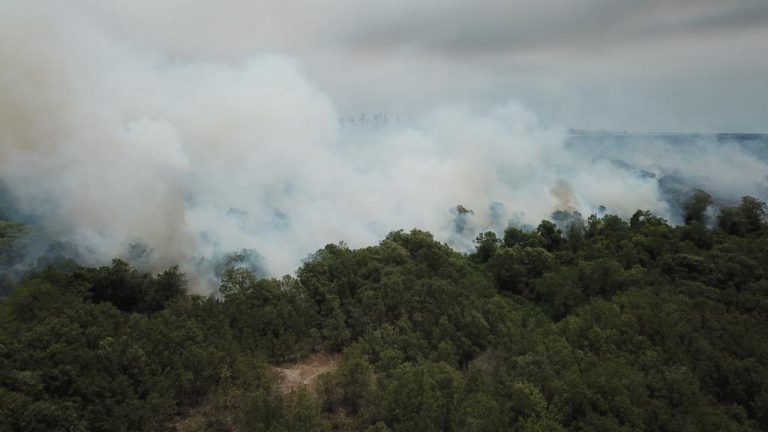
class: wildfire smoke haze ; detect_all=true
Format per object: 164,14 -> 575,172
1,1 -> 767,289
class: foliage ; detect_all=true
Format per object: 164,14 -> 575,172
683,189 -> 713,224
2,196 -> 768,431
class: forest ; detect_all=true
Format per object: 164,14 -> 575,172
1,192 -> 768,431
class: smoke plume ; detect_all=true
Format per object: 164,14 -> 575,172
1,2 -> 766,290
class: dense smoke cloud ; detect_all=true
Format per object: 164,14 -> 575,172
1,2 -> 766,289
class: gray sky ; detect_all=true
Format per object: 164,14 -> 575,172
74,0 -> 768,132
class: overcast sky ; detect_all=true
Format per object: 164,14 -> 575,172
16,0 -> 768,131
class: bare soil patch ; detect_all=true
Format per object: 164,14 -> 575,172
273,352 -> 340,394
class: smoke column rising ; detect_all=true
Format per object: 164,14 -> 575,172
1,3 -> 766,289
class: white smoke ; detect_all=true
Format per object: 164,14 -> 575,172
1,3 -> 766,289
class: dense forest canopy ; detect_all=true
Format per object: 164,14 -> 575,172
1,195 -> 768,431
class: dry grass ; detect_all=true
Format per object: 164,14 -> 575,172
273,352 -> 340,394
173,353 -> 339,431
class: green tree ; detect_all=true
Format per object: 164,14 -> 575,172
535,220 -> 563,252
683,189 -> 712,225
719,196 -> 767,236
474,231 -> 502,263
504,226 -> 538,248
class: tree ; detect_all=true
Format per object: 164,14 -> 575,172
738,196 -> 767,232
378,362 -> 462,432
320,346 -> 375,414
719,196 -> 767,235
487,247 -> 553,296
503,226 -> 538,248
629,210 -> 666,229
535,220 -> 563,252
0,220 -> 24,248
139,265 -> 186,313
683,189 -> 712,225
474,231 -> 501,263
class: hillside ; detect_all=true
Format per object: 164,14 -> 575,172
1,195 -> 768,431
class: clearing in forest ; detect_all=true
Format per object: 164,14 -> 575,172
273,353 -> 340,394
